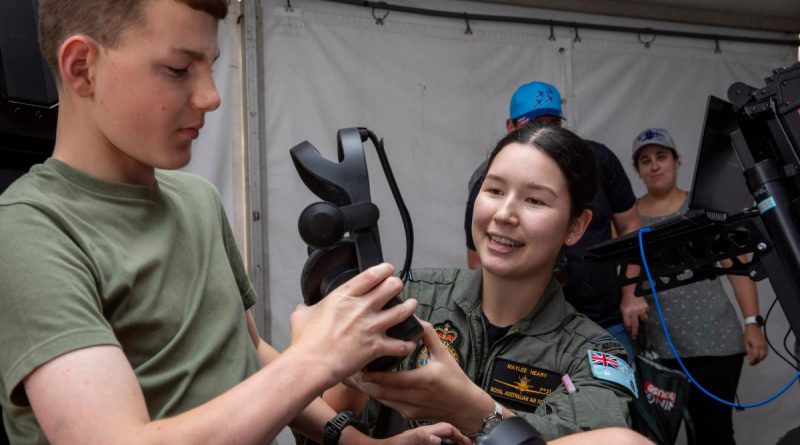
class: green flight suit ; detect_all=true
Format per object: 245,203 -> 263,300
363,268 -> 633,440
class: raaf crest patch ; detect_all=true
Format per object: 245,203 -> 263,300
413,320 -> 462,368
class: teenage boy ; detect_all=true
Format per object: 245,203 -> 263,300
0,1 -> 469,444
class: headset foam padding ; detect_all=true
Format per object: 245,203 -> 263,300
299,239 -> 359,305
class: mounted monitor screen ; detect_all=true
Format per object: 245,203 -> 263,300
687,96 -> 754,216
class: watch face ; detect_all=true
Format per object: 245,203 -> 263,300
323,410 -> 359,445
483,415 -> 503,432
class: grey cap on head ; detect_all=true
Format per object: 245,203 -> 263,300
632,128 -> 677,162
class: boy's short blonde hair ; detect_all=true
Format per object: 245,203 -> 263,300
38,0 -> 228,81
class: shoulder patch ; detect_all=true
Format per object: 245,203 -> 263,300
587,349 -> 638,398
590,335 -> 616,344
486,358 -> 561,411
589,335 -> 625,355
412,321 -> 462,368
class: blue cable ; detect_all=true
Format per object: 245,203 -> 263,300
637,227 -> 800,409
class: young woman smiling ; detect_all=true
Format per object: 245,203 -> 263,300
319,124 -> 638,442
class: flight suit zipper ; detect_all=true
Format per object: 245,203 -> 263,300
477,328 -> 522,389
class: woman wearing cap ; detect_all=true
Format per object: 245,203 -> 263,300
631,128 -> 768,445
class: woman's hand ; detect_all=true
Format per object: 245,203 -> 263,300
349,321 -> 495,433
743,324 -> 768,365
725,256 -> 766,366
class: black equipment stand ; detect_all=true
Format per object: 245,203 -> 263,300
585,62 -> 800,341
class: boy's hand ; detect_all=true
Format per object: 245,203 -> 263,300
289,263 -> 418,384
377,423 -> 471,445
345,422 -> 471,445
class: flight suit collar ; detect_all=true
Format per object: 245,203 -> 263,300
452,267 -> 484,314
453,268 -> 572,336
513,276 -> 573,335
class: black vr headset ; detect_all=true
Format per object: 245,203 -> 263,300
290,127 -> 422,371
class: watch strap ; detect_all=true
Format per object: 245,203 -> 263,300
744,315 -> 764,326
480,400 -> 504,434
323,410 -> 362,445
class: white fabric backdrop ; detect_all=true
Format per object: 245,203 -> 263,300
255,1 -> 798,443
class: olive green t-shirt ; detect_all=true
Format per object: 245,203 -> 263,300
0,159 -> 262,444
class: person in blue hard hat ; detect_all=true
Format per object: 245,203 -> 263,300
464,81 -> 645,361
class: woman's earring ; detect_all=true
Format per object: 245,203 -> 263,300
566,236 -> 572,245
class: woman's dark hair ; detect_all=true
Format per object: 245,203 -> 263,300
484,124 -> 597,218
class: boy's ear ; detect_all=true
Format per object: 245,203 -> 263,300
565,209 -> 592,246
58,36 -> 99,97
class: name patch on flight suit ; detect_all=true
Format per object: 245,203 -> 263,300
486,358 -> 561,411
413,321 -> 462,368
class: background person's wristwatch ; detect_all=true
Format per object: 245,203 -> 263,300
323,409 -> 363,445
744,315 -> 765,327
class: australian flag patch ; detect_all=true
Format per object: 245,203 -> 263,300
587,349 -> 638,398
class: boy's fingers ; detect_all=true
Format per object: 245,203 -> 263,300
375,337 -> 417,361
362,275 -> 405,310
372,297 -> 418,332
417,423 -> 471,445
333,263 -> 395,296
374,304 -> 419,361
421,322 -> 446,355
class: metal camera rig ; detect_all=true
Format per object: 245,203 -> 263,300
585,61 -> 800,340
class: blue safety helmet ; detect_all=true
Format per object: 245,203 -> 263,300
509,81 -> 565,122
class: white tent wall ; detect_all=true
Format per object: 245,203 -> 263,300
182,5 -> 265,332
570,38 -> 792,195
257,0 -> 798,443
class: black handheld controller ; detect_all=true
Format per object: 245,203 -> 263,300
290,127 -> 423,371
